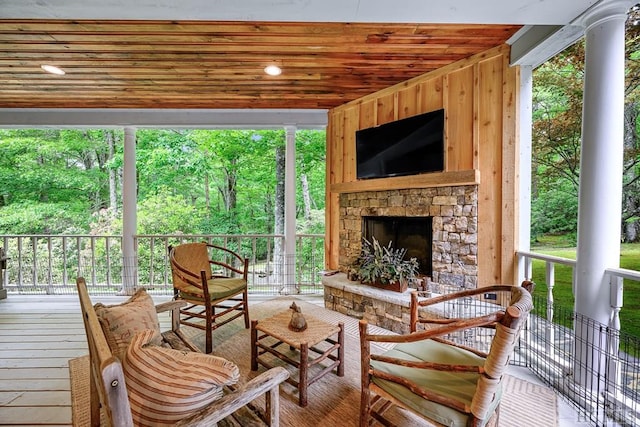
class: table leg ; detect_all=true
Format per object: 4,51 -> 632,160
337,322 -> 345,377
250,319 -> 258,371
299,342 -> 309,407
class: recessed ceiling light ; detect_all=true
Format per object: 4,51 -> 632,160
264,65 -> 282,76
41,64 -> 65,75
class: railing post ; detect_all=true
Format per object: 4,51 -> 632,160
32,236 -> 38,291
46,237 -> 53,294
524,255 -> 532,280
545,261 -> 555,357
606,274 -> 623,399
90,236 -> 97,288
105,236 -> 112,288
0,247 -> 8,299
62,236 -> 68,287
519,253 -> 533,364
76,236 -> 82,279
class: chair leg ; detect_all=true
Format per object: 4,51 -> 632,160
205,303 -> 213,354
243,289 -> 250,329
360,389 -> 371,427
200,270 -> 214,354
359,320 -> 373,427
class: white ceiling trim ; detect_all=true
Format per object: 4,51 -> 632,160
0,109 -> 329,129
0,0 -> 600,25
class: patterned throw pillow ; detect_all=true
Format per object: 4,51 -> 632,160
123,330 -> 240,426
94,288 -> 163,359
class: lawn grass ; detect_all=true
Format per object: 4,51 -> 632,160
530,241 -> 640,337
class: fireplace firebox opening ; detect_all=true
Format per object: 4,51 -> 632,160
362,216 -> 433,277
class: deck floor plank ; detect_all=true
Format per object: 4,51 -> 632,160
0,338 -> 87,348
1,342 -> 88,350
0,368 -> 70,380
0,390 -> 71,406
0,406 -> 71,425
0,294 -> 176,426
0,379 -> 70,391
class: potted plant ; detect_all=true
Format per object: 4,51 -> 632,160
353,237 -> 419,292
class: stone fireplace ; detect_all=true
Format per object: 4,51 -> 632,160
339,185 -> 478,288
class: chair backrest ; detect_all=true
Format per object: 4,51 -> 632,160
404,284 -> 533,422
76,277 -> 134,427
169,242 -> 213,289
470,285 -> 533,419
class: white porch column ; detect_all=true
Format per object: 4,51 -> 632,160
574,1 -> 629,388
284,125 -> 297,293
517,65 -> 533,283
122,127 -> 137,294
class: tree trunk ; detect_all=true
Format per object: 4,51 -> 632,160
204,172 -> 210,211
228,159 -> 237,212
623,101 -> 640,242
301,173 -> 312,221
106,131 -> 118,213
218,159 -> 239,214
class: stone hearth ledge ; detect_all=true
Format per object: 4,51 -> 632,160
322,272 -> 416,333
322,273 -> 413,306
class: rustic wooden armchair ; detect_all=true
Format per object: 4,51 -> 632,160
169,242 -> 250,354
359,283 -> 534,427
76,277 -> 289,426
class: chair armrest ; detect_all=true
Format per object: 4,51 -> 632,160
175,367 -> 289,427
155,300 -> 187,313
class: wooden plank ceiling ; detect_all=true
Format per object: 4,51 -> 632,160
0,20 -> 521,109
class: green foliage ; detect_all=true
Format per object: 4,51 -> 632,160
0,128 -> 327,236
0,201 -> 89,234
354,237 -> 419,285
137,188 -> 205,234
0,129 -> 108,209
296,209 -> 325,234
531,179 -> 578,241
532,30 -> 640,242
296,130 -> 326,217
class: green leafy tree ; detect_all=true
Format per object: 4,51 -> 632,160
531,44 -> 583,241
532,19 -> 640,242
622,17 -> 640,241
191,129 -> 284,234
296,130 -> 326,234
0,129 -> 115,233
1,127 -> 327,238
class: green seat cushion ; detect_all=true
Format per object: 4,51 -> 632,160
370,339 -> 501,427
178,277 -> 246,301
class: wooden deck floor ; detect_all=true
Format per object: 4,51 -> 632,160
0,294 -> 582,427
1,295 -> 88,426
0,293 -> 324,426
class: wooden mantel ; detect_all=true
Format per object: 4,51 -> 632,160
329,169 -> 480,194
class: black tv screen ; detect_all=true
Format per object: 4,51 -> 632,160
356,109 -> 445,179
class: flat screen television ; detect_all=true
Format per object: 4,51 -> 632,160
356,108 -> 445,179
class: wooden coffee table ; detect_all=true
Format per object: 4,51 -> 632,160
250,311 -> 344,407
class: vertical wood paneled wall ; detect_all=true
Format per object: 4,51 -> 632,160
325,44 -> 520,287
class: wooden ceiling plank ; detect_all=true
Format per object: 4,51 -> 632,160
0,19 -> 520,109
0,20 -> 518,36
